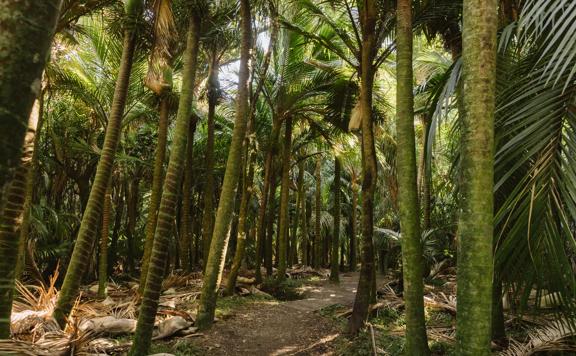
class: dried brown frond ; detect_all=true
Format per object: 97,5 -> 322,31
146,0 -> 176,95
501,318 -> 576,356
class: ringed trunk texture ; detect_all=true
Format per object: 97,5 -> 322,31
348,0 -> 378,335
179,117 -> 198,272
129,15 -> 200,355
201,55 -> 219,269
140,97 -> 170,290
196,0 -> 252,329
396,0 -> 430,353
0,0 -> 60,212
314,156 -> 322,268
277,117 -> 293,280
54,20 -> 141,327
0,97 -> 44,337
350,183 -> 358,271
330,156 -> 341,282
456,0 -> 497,354
297,161 -> 307,266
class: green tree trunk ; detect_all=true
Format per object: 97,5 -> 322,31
314,156 -> 322,268
180,117 -> 198,272
347,0 -> 378,335
196,0 -> 252,329
349,182 -> 358,271
297,160 -> 307,266
140,97 -> 170,290
201,55 -> 219,269
456,0 -> 497,354
330,156 -> 341,282
53,3 -> 143,325
16,93 -> 45,281
277,117 -> 293,280
265,173 -> 278,276
98,184 -> 112,299
420,115 -> 432,230
396,0 -> 430,353
129,13 -> 200,355
0,96 -> 45,337
0,0 -> 60,213
290,172 -> 299,265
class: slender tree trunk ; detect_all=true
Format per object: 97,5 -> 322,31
314,156 -> 322,268
265,175 -> 277,275
196,0 -> 252,329
396,0 -> 430,352
348,0 -> 378,335
456,0 -> 497,354
129,14 -> 200,355
16,93 -> 45,280
0,96 -> 45,336
126,178 -> 139,273
141,97 -> 170,290
0,0 -> 60,214
201,55 -> 219,270
297,160 -> 307,266
108,183 -> 124,276
53,9 -> 142,325
290,173 -> 299,265
98,184 -> 112,299
180,117 -> 198,272
330,156 -> 341,282
277,117 -> 293,280
349,182 -> 358,271
420,115 -> 431,230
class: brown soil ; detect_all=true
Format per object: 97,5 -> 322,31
192,272 -> 365,356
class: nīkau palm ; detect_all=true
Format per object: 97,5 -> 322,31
330,155 -> 341,282
129,11 -> 201,355
395,0 -> 430,353
53,0 -> 144,326
277,117 -> 293,280
0,0 -> 62,337
456,0 -> 498,354
196,0 -> 252,329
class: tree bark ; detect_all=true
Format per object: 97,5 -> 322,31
456,0 -> 497,354
277,117 -> 293,280
196,0 -> 252,329
396,0 -> 430,353
180,116 -> 198,272
330,156 -> 341,282
140,97 -> 170,290
98,184 -> 112,299
347,0 -> 378,335
53,6 -> 142,325
129,14 -> 200,355
314,156 -> 322,268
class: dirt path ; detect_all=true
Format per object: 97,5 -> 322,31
193,272 -> 364,356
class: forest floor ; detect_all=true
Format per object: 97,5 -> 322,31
192,272 -> 367,355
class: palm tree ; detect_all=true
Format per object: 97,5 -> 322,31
0,0 -> 62,337
456,0 -> 498,354
98,183 -> 112,298
129,9 -> 202,354
330,154 -> 341,282
395,0 -> 429,353
277,116 -> 293,280
53,0 -> 144,326
196,0 -> 252,329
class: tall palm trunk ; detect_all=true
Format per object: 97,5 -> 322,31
16,93 -> 45,280
0,97 -> 45,337
196,0 -> 252,329
0,0 -> 60,212
314,156 -> 322,268
396,0 -> 430,353
330,156 -> 341,282
456,0 -> 497,354
297,161 -> 307,265
265,176 -> 277,274
350,181 -> 358,271
289,174 -> 299,265
201,55 -> 219,269
348,0 -> 378,335
98,184 -> 112,299
53,6 -> 143,325
180,117 -> 198,272
129,13 -> 200,356
140,97 -> 170,290
419,115 -> 431,230
255,121 -> 281,282
277,117 -> 293,280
